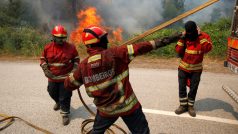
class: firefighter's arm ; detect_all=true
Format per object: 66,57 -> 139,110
40,64 -> 55,78
175,39 -> 186,54
154,32 -> 183,48
201,36 -> 212,54
72,46 -> 80,72
64,67 -> 83,91
40,49 -> 47,66
113,42 -> 155,64
129,33 -> 183,57
40,49 -> 55,78
115,32 -> 183,63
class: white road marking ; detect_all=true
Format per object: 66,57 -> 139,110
143,108 -> 238,125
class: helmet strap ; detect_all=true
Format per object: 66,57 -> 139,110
83,29 -> 100,39
53,36 -> 66,45
88,42 -> 108,49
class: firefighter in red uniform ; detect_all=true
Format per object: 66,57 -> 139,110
175,21 -> 212,117
40,25 -> 79,125
64,26 -> 182,133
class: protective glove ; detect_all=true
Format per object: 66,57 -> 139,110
41,64 -> 55,78
154,32 -> 183,48
162,32 -> 183,44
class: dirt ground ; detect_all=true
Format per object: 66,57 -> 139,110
0,56 -> 233,74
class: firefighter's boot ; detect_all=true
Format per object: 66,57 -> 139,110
62,115 -> 70,126
175,105 -> 188,115
53,103 -> 60,111
188,106 -> 196,117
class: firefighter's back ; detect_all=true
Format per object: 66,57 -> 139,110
79,46 -> 140,117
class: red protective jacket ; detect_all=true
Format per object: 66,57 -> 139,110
40,42 -> 79,82
65,41 -> 156,117
175,32 -> 212,72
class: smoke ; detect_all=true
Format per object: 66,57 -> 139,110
0,0 -> 8,4
184,0 -> 235,23
79,0 -> 235,35
20,0 -> 235,35
23,0 -> 80,32
89,0 -> 164,34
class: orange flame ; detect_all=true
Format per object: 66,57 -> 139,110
112,27 -> 123,42
70,7 -> 123,45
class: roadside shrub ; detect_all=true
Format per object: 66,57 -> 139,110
0,26 -> 50,56
201,18 -> 231,58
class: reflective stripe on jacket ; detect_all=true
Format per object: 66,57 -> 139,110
40,42 -> 79,82
64,41 -> 156,117
175,32 -> 212,72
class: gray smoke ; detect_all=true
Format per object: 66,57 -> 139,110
19,0 -> 235,35
89,0 -> 164,34
184,0 -> 235,23
80,0 -> 235,35
23,0 -> 80,32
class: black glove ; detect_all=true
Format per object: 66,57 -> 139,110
162,32 -> 183,44
154,39 -> 165,48
41,64 -> 55,78
154,32 -> 182,48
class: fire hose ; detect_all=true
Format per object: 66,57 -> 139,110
77,89 -> 127,134
0,91 -> 126,134
0,113 -> 53,134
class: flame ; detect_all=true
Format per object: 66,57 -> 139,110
70,7 -> 102,44
70,7 -> 123,45
112,27 -> 123,42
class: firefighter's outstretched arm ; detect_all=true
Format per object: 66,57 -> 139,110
121,32 -> 183,63
154,32 -> 183,48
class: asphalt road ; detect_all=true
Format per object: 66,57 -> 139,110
0,61 -> 238,134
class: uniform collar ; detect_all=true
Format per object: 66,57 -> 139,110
87,47 -> 106,55
52,42 -> 67,47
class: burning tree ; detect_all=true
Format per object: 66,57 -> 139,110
70,6 -> 123,45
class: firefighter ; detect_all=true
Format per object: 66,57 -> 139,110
40,25 -> 79,125
175,21 -> 212,117
64,25 -> 182,133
